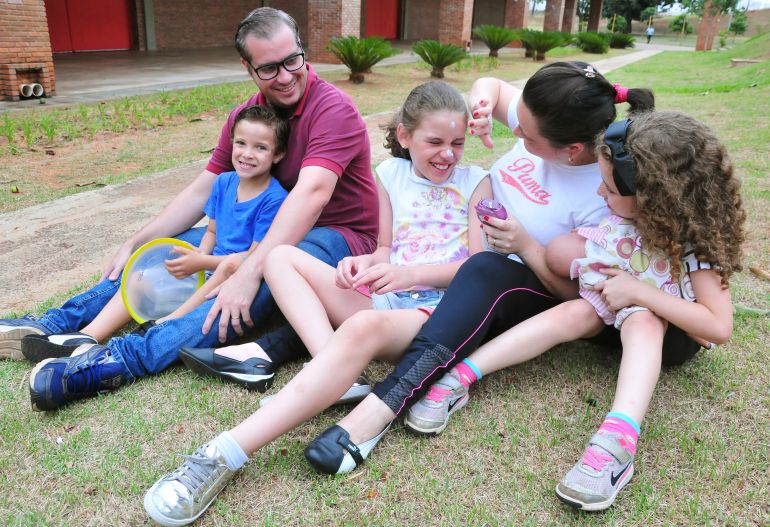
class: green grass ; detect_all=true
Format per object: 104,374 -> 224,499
0,82 -> 258,153
1,35 -> 769,525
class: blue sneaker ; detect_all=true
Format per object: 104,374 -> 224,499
29,344 -> 129,411
0,315 -> 51,360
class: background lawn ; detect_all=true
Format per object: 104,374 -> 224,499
0,35 -> 768,526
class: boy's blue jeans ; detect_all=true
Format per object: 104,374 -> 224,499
36,227 -> 351,380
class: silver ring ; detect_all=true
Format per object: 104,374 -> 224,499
231,316 -> 240,320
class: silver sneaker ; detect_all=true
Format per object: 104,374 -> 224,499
144,441 -> 239,526
555,431 -> 635,511
404,369 -> 469,435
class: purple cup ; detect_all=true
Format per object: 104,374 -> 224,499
475,199 -> 508,221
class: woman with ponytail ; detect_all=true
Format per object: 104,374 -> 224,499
303,62 -> 699,483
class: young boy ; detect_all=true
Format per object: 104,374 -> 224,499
20,105 -> 289,363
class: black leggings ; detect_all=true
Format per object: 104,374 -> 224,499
373,251 -> 700,415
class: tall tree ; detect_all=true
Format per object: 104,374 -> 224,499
683,0 -> 738,50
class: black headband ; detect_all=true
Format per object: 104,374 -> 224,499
604,119 -> 636,196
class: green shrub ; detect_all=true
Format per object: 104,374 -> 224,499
640,7 -> 657,22
718,30 -> 728,48
729,9 -> 748,35
668,14 -> 694,34
576,32 -> 609,54
607,32 -> 636,48
411,40 -> 468,78
515,28 -> 536,58
518,30 -> 568,61
472,25 -> 520,57
606,14 -> 628,32
327,36 -> 398,83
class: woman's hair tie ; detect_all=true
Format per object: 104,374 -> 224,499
613,83 -> 629,104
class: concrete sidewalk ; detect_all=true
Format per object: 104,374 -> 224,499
0,46 -> 675,314
0,44 -> 422,112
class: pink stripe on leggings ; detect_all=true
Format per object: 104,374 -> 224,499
394,287 -> 555,415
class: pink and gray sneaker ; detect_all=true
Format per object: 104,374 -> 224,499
404,369 -> 469,435
555,431 -> 635,511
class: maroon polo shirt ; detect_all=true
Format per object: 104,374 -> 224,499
206,64 -> 378,256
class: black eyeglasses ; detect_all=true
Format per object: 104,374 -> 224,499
250,51 -> 305,80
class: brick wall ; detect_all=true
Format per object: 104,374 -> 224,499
151,1 -> 318,53
474,0 -> 506,27
153,0 -> 266,49
404,0 -> 439,40
438,0 -> 473,46
307,0 -> 361,63
134,0 -> 146,51
270,0 -> 309,48
0,0 -> 55,100
505,0 -> 528,47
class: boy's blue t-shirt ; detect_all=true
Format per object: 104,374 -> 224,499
203,171 -> 288,256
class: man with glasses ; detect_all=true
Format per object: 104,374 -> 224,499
21,7 -> 378,411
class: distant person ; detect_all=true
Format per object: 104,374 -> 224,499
646,25 -> 655,43
0,7 -> 378,411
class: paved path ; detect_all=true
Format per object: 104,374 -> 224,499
0,46 -> 677,314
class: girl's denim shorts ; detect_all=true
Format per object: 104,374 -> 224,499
371,289 -> 444,311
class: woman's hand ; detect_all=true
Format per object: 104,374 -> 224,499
469,99 -> 495,149
165,246 -> 203,279
351,263 -> 415,295
481,214 -> 535,257
593,268 -> 645,311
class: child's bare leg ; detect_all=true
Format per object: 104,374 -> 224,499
546,232 -> 586,278
335,302 -> 603,447
230,308 -> 428,453
217,245 -> 371,362
468,299 -> 603,375
158,255 -> 241,323
145,309 -> 429,524
610,310 -> 665,424
555,310 -> 665,511
79,293 -> 133,341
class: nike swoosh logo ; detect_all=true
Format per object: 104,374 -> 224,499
447,395 -> 465,411
610,462 -> 632,486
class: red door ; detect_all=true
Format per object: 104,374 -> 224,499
45,0 -> 132,52
364,0 -> 399,39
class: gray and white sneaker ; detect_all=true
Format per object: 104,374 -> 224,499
555,431 -> 635,511
144,441 -> 239,527
259,373 -> 371,408
0,315 -> 50,360
404,368 -> 469,435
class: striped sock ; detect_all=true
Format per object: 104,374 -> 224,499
599,412 -> 640,455
454,359 -> 482,389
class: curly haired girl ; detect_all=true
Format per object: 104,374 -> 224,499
406,111 -> 745,511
